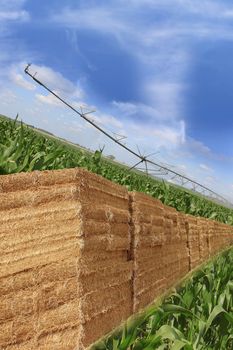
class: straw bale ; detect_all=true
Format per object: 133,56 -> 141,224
82,282 -> 132,320
37,258 -> 77,285
0,199 -> 81,225
0,275 -> 14,296
80,262 -> 133,294
0,190 -> 35,211
0,320 -> 13,347
81,299 -> 132,348
37,327 -> 80,350
33,184 -> 77,206
79,250 -> 127,270
0,298 -> 14,323
0,172 -> 37,193
82,206 -> 129,223
8,289 -> 35,320
79,169 -> 128,199
0,220 -> 81,254
37,301 -> 80,336
80,258 -> 132,277
134,279 -> 165,312
5,339 -> 36,350
37,278 -> 78,311
12,315 -> 36,344
36,168 -> 79,187
0,244 -> 81,280
130,191 -> 165,313
134,267 -> 164,292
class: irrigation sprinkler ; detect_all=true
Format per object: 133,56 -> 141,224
24,63 -> 232,207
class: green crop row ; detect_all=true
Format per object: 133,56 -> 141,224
93,248 -> 233,350
0,115 -> 233,224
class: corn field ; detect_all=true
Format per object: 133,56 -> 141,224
0,114 -> 233,224
0,115 -> 232,348
93,248 -> 233,350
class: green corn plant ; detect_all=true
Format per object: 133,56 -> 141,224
0,115 -> 233,225
92,249 -> 233,350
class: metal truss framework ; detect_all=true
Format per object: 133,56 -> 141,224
24,64 -> 232,208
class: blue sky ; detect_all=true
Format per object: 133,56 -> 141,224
0,0 -> 233,202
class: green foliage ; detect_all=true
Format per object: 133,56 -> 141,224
0,116 -> 233,224
92,249 -> 233,350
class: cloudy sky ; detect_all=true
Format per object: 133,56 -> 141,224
0,0 -> 233,202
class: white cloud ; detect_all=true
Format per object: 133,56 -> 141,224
30,64 -> 84,100
9,66 -> 36,91
50,1 -> 233,133
178,164 -> 187,170
52,7 -> 128,40
112,101 -> 140,116
112,96 -> 185,133
144,24 -> 233,43
50,0 -> 233,132
112,101 -> 161,120
53,2 -> 233,148
128,120 -> 186,149
151,122 -> 186,146
92,113 -> 123,130
0,10 -> 29,22
51,2 -> 233,45
223,10 -> 233,18
35,93 -> 64,107
0,88 -> 17,107
144,82 -> 186,121
112,100 -> 186,148
205,176 -> 215,183
0,1 -> 30,24
199,163 -> 213,172
126,0 -> 233,20
186,138 -> 211,156
185,138 -> 233,163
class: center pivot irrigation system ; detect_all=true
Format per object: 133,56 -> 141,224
24,64 -> 232,207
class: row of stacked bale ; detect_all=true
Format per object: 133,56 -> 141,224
198,218 -> 210,263
209,220 -> 233,255
0,169 -> 133,350
0,170 -> 83,350
0,168 -> 232,350
163,207 -> 189,288
77,170 -> 133,348
128,191 -> 233,328
130,192 -> 166,313
130,196 -> 191,313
